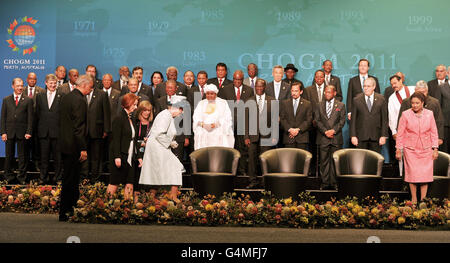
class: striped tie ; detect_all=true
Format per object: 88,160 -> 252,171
326,101 -> 332,118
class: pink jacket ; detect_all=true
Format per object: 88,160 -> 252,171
396,108 -> 439,149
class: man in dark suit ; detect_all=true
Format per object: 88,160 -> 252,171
428,64 -> 448,100
384,72 -> 406,102
58,74 -> 92,221
120,67 -> 153,101
346,59 -> 380,121
207,62 -> 232,89
81,80 -> 111,182
55,65 -> 67,88
112,66 -> 129,93
155,80 -> 189,162
154,66 -> 187,101
350,77 -> 388,153
280,82 -> 312,150
398,80 -> 444,148
117,78 -> 150,116
101,74 -> 121,173
303,70 -> 326,177
314,85 -> 346,190
218,70 -> 255,175
243,63 -> 260,94
437,67 -> 450,153
35,74 -> 63,185
1,78 -> 33,184
266,65 -> 291,101
283,63 -> 304,88
25,72 -> 45,172
85,64 -> 102,90
244,79 -> 276,188
58,68 -> 78,95
187,71 -> 207,109
312,60 -> 343,101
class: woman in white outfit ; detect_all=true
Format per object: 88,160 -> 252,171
139,95 -> 187,203
192,84 -> 234,150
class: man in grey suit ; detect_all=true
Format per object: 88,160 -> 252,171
314,85 -> 346,190
154,66 -> 187,101
280,82 -> 312,150
266,65 -> 291,101
24,72 -> 45,172
428,64 -> 448,101
58,69 -> 78,95
350,77 -> 388,153
112,66 -> 129,93
243,63 -> 260,93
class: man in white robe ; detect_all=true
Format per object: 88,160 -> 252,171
192,84 -> 234,150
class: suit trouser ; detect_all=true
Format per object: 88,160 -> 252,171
308,128 -> 319,176
284,142 -> 308,151
60,153 -> 81,217
358,140 -> 381,153
27,128 -> 40,166
319,144 -> 340,188
235,135 -> 248,175
101,135 -> 111,173
442,126 -> 450,154
39,137 -> 62,182
81,137 -> 102,181
4,137 -> 27,182
248,141 -> 272,184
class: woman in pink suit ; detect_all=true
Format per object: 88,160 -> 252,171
396,91 -> 439,203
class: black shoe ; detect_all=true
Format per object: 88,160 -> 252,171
246,182 -> 258,189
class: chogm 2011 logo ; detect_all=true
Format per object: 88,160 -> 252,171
6,16 -> 39,55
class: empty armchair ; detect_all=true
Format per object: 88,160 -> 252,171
190,147 -> 240,197
260,148 -> 312,199
429,151 -> 450,199
333,149 -> 384,199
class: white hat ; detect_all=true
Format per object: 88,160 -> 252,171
204,84 -> 218,94
168,95 -> 189,108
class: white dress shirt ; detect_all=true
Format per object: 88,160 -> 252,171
103,88 -> 111,97
47,90 -> 55,109
388,86 -> 415,135
256,93 -> 265,113
274,81 -> 282,100
235,85 -> 242,98
69,82 -> 75,92
360,74 -> 369,89
316,83 -> 324,102
27,86 -> 35,97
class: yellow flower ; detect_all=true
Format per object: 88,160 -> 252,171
284,198 -> 292,205
300,217 -> 308,224
398,216 -> 406,224
290,206 -> 298,213
331,207 -> 339,214
205,204 -> 214,211
358,211 -> 366,217
148,206 -> 156,213
413,211 -> 421,219
33,191 -> 41,197
371,208 -> 379,215
347,203 -> 354,209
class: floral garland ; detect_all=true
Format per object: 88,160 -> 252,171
1,182 -> 449,230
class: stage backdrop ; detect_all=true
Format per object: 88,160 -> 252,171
1,0 -> 449,159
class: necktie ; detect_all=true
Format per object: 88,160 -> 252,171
293,99 -> 298,116
219,79 -> 223,88
48,91 -> 53,109
362,76 -> 366,91
326,101 -> 332,118
236,87 -> 241,101
29,88 -> 33,98
318,86 -> 322,102
326,76 -> 330,85
251,79 -> 255,90
258,96 -> 263,113
367,96 -> 372,112
87,94 -> 91,105
201,85 -> 204,98
15,96 -> 19,106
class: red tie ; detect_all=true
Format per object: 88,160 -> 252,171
29,89 -> 33,98
201,86 -> 204,98
219,79 -> 223,88
15,96 -> 19,106
236,87 -> 241,101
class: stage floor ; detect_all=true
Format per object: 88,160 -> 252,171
1,213 -> 448,243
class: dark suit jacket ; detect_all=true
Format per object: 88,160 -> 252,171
154,81 -> 187,101
314,99 -> 346,146
35,90 -> 64,139
245,95 -> 275,142
280,97 -> 312,144
350,93 -> 388,141
0,94 -> 33,139
266,81 -> 291,101
120,83 -> 153,103
24,86 -> 45,109
86,89 -> 111,139
428,79 -> 448,101
312,75 -> 342,101
155,96 -> 185,143
207,77 -> 232,89
116,93 -> 150,116
58,82 -> 75,95
112,80 -> 127,93
218,84 -> 255,132
398,95 -> 444,139
303,84 -> 326,121
59,89 -> 87,155
384,86 -> 394,102
111,108 -> 134,158
187,85 -> 205,110
437,83 -> 450,127
104,88 -> 121,124
346,75 -> 380,113
282,78 -> 304,89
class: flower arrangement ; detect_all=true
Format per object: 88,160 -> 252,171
1,181 -> 449,230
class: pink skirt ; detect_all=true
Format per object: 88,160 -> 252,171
403,147 -> 434,183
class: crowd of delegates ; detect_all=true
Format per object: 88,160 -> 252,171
1,61 -> 449,216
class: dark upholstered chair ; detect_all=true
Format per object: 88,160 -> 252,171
429,151 -> 450,199
333,149 -> 384,199
260,148 -> 312,199
190,147 -> 240,197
